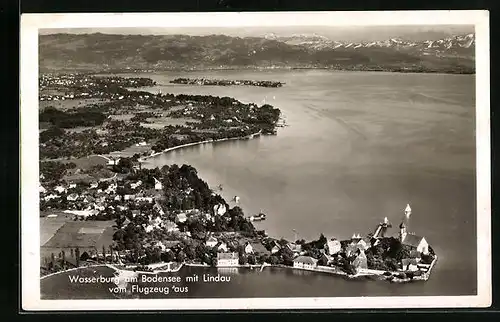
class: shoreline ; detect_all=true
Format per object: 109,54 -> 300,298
41,256 -> 437,284
138,130 -> 263,163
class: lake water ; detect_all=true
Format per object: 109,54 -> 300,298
41,70 -> 477,298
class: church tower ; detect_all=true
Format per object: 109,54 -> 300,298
399,221 -> 407,242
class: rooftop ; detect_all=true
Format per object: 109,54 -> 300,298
402,234 -> 425,247
217,252 -> 239,260
293,256 -> 318,265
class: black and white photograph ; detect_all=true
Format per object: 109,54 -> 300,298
20,11 -> 491,310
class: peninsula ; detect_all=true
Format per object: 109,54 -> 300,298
39,74 -> 437,284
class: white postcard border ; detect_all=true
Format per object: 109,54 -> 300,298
21,10 -> 491,310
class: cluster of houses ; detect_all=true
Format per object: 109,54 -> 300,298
290,206 -> 432,275
39,74 -> 155,102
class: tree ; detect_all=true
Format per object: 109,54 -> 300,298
269,255 -> 279,265
384,257 -> 399,271
239,255 -> 248,265
61,250 -> 66,268
80,251 -> 90,261
114,214 -> 126,230
318,255 -> 328,266
75,247 -> 80,266
177,250 -> 186,263
318,234 -> 327,247
102,245 -> 106,263
247,254 -> 256,265
109,246 -> 114,263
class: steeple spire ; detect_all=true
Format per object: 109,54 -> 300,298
404,204 -> 412,218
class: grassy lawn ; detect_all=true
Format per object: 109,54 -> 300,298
42,220 -> 116,249
62,155 -> 108,170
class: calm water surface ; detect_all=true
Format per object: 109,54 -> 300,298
42,70 -> 476,298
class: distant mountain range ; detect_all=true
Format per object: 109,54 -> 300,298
39,33 -> 475,74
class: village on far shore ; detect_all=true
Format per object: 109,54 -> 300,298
39,73 -> 437,285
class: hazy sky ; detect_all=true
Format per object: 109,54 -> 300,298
40,25 -> 474,42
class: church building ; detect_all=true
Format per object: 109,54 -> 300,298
398,205 -> 430,256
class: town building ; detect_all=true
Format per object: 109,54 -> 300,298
249,242 -> 269,255
326,238 -> 341,255
372,216 -> 392,239
399,222 -> 429,255
67,193 -> 79,201
216,252 -> 239,267
401,258 -> 419,271
293,256 -> 318,270
352,250 -> 368,272
213,203 -> 227,216
286,243 -> 302,255
271,244 -> 281,254
206,236 -> 218,248
124,194 -> 136,201
176,213 -> 187,223
217,242 -> 228,252
154,177 -> 163,190
131,181 -> 143,189
244,242 -> 254,254
54,186 -> 66,194
163,220 -> 179,233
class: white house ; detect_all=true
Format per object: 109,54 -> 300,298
206,236 -> 218,248
131,180 -> 143,189
108,158 -> 120,166
217,242 -> 228,252
69,183 -> 77,189
352,250 -> 368,272
213,204 -> 227,216
44,194 -> 60,201
164,220 -> 179,232
90,182 -> 98,189
54,186 -> 66,194
176,213 -> 187,223
244,243 -> 254,254
136,197 -> 153,203
271,245 -> 281,254
287,243 -> 302,255
67,193 -> 79,201
293,256 -> 318,270
326,238 -> 341,255
39,185 -> 46,193
216,252 -> 239,267
154,178 -> 163,190
124,194 -> 136,201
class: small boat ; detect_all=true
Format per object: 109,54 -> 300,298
248,212 -> 266,221
218,184 -> 223,191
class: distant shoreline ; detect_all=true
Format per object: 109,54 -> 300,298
40,67 -> 475,76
